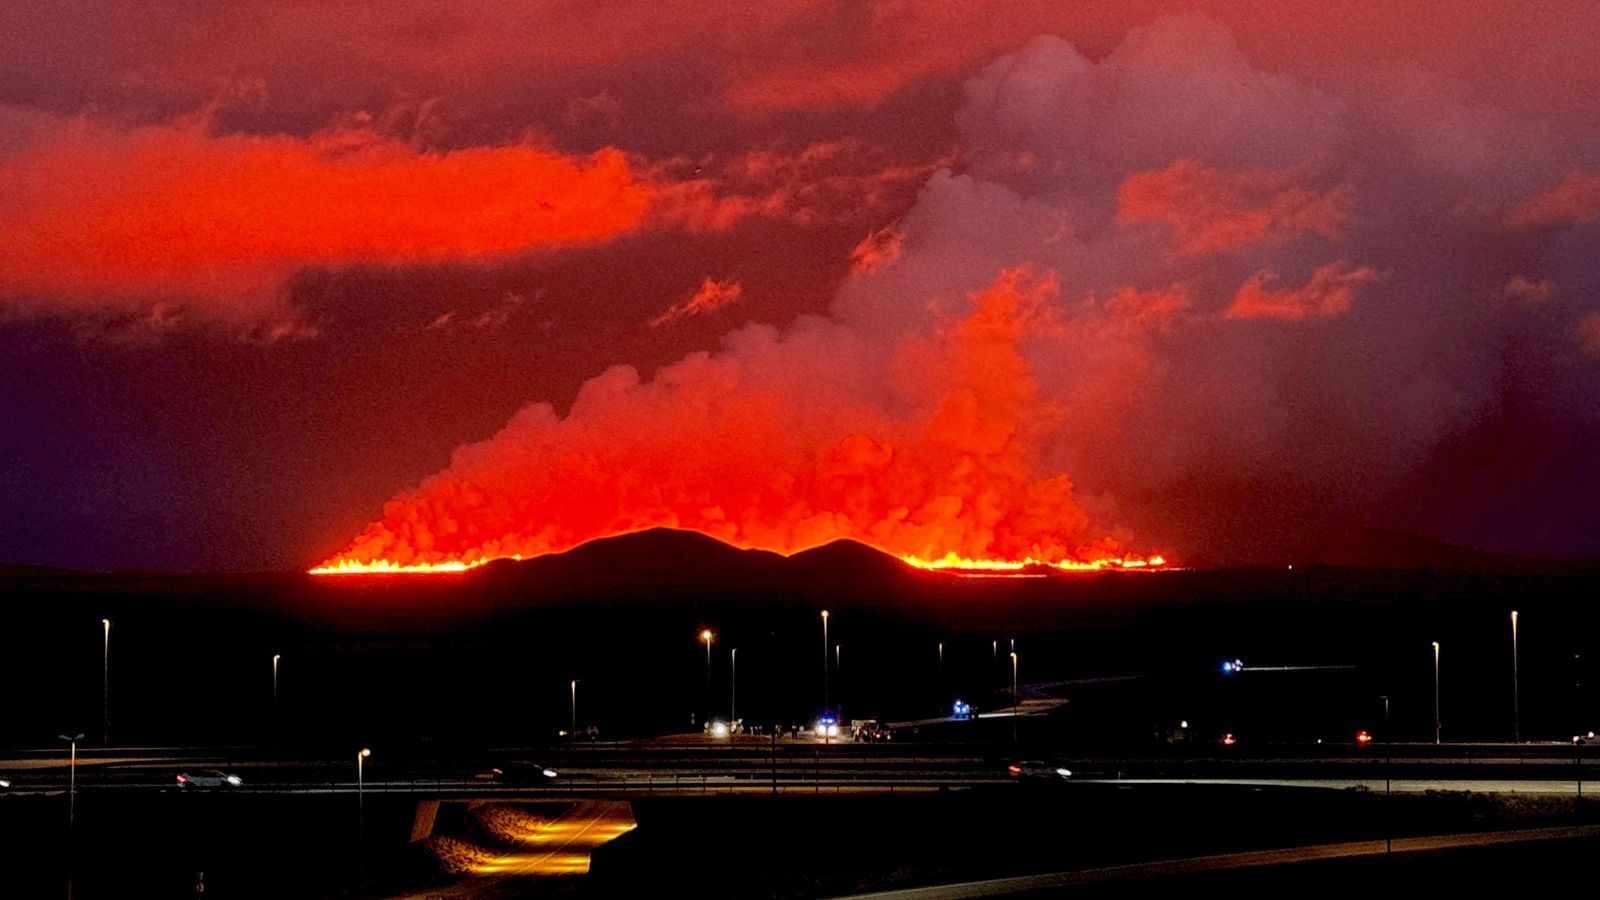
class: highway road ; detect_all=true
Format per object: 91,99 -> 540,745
0,740 -> 1595,798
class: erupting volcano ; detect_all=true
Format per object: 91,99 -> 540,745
312,270 -> 1168,576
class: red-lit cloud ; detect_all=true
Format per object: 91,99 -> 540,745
849,225 -> 905,275
648,141 -> 941,233
650,278 -> 744,326
0,114 -> 650,326
1225,262 -> 1378,322
1508,172 -> 1600,230
0,118 -> 932,332
1117,159 -> 1350,255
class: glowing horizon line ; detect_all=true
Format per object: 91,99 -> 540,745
308,556 -> 518,575
309,542 -> 1170,577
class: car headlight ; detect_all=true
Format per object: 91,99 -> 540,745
542,768 -> 558,778
1056,768 -> 1071,777
226,775 -> 242,786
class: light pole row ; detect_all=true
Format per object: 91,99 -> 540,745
1432,610 -> 1524,745
90,617 -> 289,748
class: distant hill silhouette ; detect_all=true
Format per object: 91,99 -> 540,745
1300,526 -> 1600,574
484,527 -> 789,588
785,539 -> 917,584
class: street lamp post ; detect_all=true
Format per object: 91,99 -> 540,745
272,653 -> 281,742
700,629 -> 714,728
1511,611 -> 1520,743
731,648 -> 737,724
1440,637 -> 1452,743
59,734 -> 84,827
821,611 -> 830,745
1010,651 -> 1019,743
570,679 -> 578,738
101,619 -> 110,746
357,748 -> 371,838
937,642 -> 944,715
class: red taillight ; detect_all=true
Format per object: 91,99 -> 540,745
176,774 -> 186,783
1008,765 -> 1021,773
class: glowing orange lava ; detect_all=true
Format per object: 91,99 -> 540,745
898,551 -> 1167,572
308,557 -> 513,575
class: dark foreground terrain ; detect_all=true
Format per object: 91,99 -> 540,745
3,528 -> 1598,752
2,783 -> 1596,899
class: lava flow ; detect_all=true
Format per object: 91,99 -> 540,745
309,557 -> 502,575
308,541 -> 1168,576
899,552 -> 1168,573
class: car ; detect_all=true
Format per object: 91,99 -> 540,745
176,769 -> 242,789
476,762 -> 559,783
1575,731 -> 1598,746
1007,760 -> 1071,781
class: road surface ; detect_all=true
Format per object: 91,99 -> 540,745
828,824 -> 1600,899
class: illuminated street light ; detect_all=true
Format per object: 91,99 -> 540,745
701,629 -> 714,682
1010,651 -> 1019,743
272,653 -> 281,741
570,679 -> 578,738
821,610 -> 830,745
730,648 -> 737,724
58,733 -> 84,828
1511,611 -> 1520,744
101,619 -> 110,746
357,747 -> 372,843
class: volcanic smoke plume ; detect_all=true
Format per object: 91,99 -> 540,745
319,12 -> 1600,572
320,269 -> 1152,571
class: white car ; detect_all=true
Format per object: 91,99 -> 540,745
1007,760 -> 1072,781
177,769 -> 243,788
